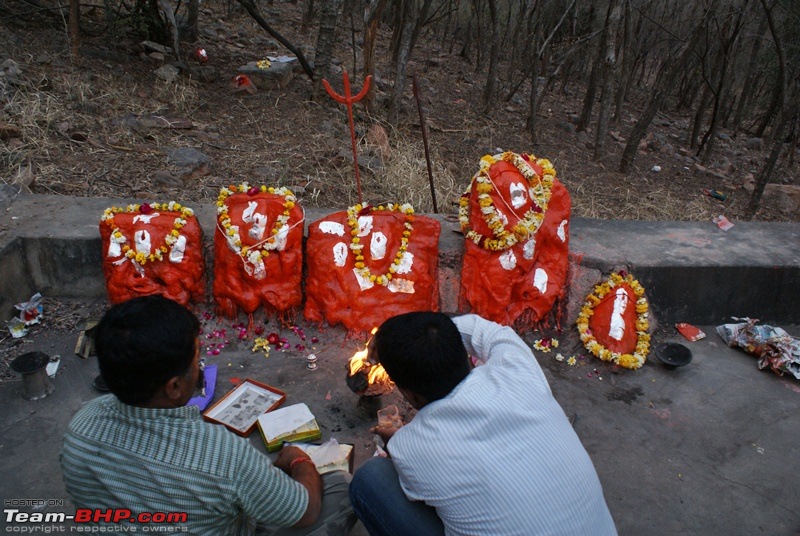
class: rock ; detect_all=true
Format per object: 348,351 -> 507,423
717,132 -> 730,141
557,121 -> 576,134
609,131 -> 624,142
576,131 -> 590,145
568,114 -> 580,124
693,163 -> 707,175
152,170 -> 182,188
746,137 -> 763,150
0,122 -> 22,140
154,64 -> 180,83
167,147 -> 209,168
637,140 -> 648,152
138,114 -> 193,130
365,123 -> 391,159
141,40 -> 173,55
237,61 -> 293,90
743,175 -> 800,213
0,183 -> 22,212
13,165 -> 34,192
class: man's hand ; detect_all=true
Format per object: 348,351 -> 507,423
274,445 -> 310,474
370,422 -> 402,446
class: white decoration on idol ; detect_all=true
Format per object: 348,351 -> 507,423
246,250 -> 267,280
609,287 -> 629,341
370,232 -> 387,260
353,268 -> 375,291
107,233 -> 126,258
557,220 -> 568,242
509,182 -> 528,209
133,212 -> 160,225
274,224 -> 290,251
533,268 -> 548,294
357,216 -> 373,237
395,251 -> 414,274
169,235 -> 186,263
387,278 -> 415,294
134,230 -> 152,255
319,221 -> 345,236
523,238 -> 536,260
497,209 -> 509,227
242,202 -> 268,241
499,250 -> 517,270
332,242 -> 348,267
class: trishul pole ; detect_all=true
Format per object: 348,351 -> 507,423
323,71 -> 372,205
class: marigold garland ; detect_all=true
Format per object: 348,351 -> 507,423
101,201 -> 195,266
458,151 -> 556,251
216,183 -> 296,263
346,202 -> 415,287
576,272 -> 651,370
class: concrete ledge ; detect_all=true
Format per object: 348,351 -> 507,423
2,194 -> 798,325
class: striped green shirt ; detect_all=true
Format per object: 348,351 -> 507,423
60,395 -> 308,535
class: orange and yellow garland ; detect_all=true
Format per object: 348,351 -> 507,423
216,183 -> 296,261
101,202 -> 194,266
458,151 -> 556,251
576,272 -> 651,370
347,202 -> 415,287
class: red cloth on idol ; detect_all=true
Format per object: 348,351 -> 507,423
460,159 -> 571,327
304,209 -> 440,333
100,209 -> 205,306
213,191 -> 304,318
588,283 -> 639,355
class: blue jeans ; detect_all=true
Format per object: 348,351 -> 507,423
349,457 -> 445,536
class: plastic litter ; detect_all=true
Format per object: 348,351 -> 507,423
717,318 -> 800,379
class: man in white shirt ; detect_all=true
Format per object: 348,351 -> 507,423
349,312 -> 617,536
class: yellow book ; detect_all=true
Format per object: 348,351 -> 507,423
257,403 -> 322,452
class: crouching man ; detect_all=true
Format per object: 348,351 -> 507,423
61,295 -> 356,536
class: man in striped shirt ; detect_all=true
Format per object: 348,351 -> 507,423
349,312 -> 616,535
61,295 -> 355,535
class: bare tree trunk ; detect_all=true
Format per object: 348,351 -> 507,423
699,4 -> 747,164
69,0 -> 80,62
732,16 -> 767,133
238,0 -> 316,80
612,0 -> 632,125
593,0 -> 622,160
157,0 -> 181,61
363,0 -> 388,107
312,0 -> 344,100
620,0 -> 718,173
577,7 -> 606,133
481,0 -> 500,113
747,0 -> 792,217
185,0 -> 199,41
689,84 -> 712,149
387,0 -> 432,126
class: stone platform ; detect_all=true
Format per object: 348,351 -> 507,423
1,193 -> 798,326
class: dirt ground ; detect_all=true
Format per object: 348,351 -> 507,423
2,0 -> 798,224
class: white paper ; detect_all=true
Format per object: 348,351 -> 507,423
258,403 -> 315,441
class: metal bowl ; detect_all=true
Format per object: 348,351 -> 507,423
655,343 -> 693,369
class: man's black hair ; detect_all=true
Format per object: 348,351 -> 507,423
373,312 -> 470,402
95,295 -> 199,406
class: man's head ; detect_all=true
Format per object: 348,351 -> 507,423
95,295 -> 200,407
372,312 -> 470,407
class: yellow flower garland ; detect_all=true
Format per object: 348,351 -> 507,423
576,272 -> 650,370
459,151 -> 556,251
346,202 -> 415,287
101,201 -> 195,266
216,183 -> 296,260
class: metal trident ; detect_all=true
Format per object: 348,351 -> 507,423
323,71 -> 372,204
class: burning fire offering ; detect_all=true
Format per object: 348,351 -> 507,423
346,329 -> 395,419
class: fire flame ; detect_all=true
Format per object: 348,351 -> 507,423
348,328 -> 392,388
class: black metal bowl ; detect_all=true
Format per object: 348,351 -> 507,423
10,351 -> 50,374
655,343 -> 693,369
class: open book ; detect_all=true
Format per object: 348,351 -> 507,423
256,403 -> 321,452
291,440 -> 354,474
